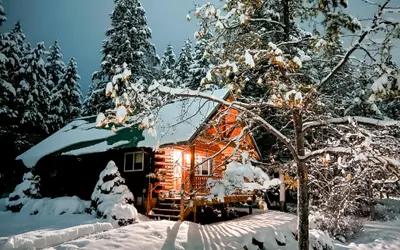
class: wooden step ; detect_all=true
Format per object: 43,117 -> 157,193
152,208 -> 181,216
148,213 -> 180,220
158,202 -> 180,206
153,208 -> 180,212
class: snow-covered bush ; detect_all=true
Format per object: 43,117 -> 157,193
206,153 -> 279,202
90,160 -> 137,226
19,196 -> 87,216
374,199 -> 400,221
310,229 -> 334,250
0,198 -> 6,212
6,171 -> 41,212
310,211 -> 363,241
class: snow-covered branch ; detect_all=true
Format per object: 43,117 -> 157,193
303,116 -> 400,132
306,0 -> 393,102
301,147 -> 352,161
157,85 -> 300,163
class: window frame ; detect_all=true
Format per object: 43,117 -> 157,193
196,156 -> 213,176
124,151 -> 145,172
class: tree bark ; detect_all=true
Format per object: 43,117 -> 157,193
293,110 -> 309,250
282,0 -> 290,41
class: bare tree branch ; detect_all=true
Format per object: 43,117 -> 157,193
303,116 -> 400,132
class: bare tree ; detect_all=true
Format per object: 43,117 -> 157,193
96,0 -> 400,249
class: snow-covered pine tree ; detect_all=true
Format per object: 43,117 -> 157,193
0,0 -> 6,26
46,39 -> 65,93
188,34 -> 212,90
84,0 -> 158,115
6,171 -> 41,212
173,39 -> 194,88
0,22 -> 31,152
90,161 -> 137,226
83,76 -> 113,116
46,39 -> 67,132
0,22 -> 28,137
158,44 -> 176,81
143,42 -> 160,79
50,57 -> 82,129
15,42 -> 50,148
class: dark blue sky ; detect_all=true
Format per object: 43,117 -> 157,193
1,0 -> 398,95
0,0 -> 216,94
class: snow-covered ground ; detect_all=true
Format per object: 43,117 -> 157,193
48,211 -> 298,250
1,204 -> 399,250
334,220 -> 400,250
0,211 -> 112,249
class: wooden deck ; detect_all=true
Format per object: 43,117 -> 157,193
147,182 -> 255,222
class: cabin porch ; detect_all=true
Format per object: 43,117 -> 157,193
147,186 -> 256,222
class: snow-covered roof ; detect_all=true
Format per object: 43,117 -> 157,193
17,88 -> 230,168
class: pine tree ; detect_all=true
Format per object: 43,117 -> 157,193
46,39 -> 66,94
46,39 -> 67,132
173,39 -> 194,88
188,34 -> 212,90
6,171 -> 41,212
84,0 -> 158,115
143,42 -> 160,79
159,44 -> 176,81
16,42 -> 50,147
0,22 -> 27,138
0,0 -> 6,26
50,57 -> 82,129
90,161 -> 137,225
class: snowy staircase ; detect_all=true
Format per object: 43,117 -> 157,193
148,197 -> 182,221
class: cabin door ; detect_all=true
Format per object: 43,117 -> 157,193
173,152 -> 183,193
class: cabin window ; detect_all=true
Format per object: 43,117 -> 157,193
124,152 -> 144,172
197,156 -> 213,176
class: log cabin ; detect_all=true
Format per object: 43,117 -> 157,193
16,88 -> 262,222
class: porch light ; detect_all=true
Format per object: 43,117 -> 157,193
172,150 -> 191,165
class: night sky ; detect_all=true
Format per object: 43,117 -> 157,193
1,0 -> 398,95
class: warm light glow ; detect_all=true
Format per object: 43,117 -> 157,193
173,150 -> 191,166
173,150 -> 181,162
185,154 -> 191,164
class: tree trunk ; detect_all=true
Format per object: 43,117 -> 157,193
282,0 -> 290,41
293,110 -> 309,250
279,169 -> 286,211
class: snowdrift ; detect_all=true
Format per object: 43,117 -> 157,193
1,222 -> 112,250
19,196 -> 87,216
51,211 -> 333,250
0,198 -> 6,212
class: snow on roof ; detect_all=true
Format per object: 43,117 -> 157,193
17,88 -> 230,168
138,88 -> 230,148
16,119 -> 117,168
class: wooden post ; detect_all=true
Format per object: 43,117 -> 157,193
189,145 -> 195,199
193,205 -> 197,223
146,183 -> 152,215
279,169 -> 286,211
180,183 -> 185,221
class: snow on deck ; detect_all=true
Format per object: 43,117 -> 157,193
16,88 -> 230,168
49,211 -> 297,250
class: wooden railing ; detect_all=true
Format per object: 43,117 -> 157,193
194,176 -> 209,193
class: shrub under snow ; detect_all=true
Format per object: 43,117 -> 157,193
0,198 -> 6,211
6,172 -> 41,212
19,196 -> 87,216
310,211 -> 363,241
310,229 -> 334,250
374,198 -> 400,220
90,160 -> 138,226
